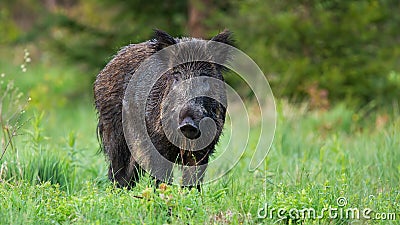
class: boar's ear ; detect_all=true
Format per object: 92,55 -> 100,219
152,29 -> 177,51
211,29 -> 234,46
210,29 -> 234,66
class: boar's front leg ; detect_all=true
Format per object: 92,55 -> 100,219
182,150 -> 210,191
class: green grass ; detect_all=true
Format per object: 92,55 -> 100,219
0,56 -> 399,224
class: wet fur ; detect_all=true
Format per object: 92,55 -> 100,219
94,29 -> 232,188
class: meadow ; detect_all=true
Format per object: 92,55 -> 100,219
0,50 -> 399,224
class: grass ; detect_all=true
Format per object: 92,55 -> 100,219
0,52 -> 399,224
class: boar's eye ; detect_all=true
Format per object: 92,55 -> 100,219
171,71 -> 181,82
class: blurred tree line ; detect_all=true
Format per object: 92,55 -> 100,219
1,0 -> 399,107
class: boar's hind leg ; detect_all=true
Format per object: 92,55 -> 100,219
101,120 -> 142,189
108,152 -> 143,189
108,155 -> 143,189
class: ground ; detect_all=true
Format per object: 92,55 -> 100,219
0,55 -> 399,224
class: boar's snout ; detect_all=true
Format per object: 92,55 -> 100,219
178,117 -> 200,139
178,103 -> 206,139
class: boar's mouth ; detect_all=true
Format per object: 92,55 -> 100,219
178,116 -> 201,139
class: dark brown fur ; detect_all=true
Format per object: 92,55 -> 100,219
94,29 -> 232,188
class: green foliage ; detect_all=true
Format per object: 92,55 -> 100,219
0,57 -> 398,223
0,54 -> 92,110
0,97 -> 399,224
4,0 -> 188,72
0,112 -> 74,191
0,70 -> 29,163
216,0 -> 400,105
0,2 -> 399,224
2,0 -> 400,105
0,7 -> 20,44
